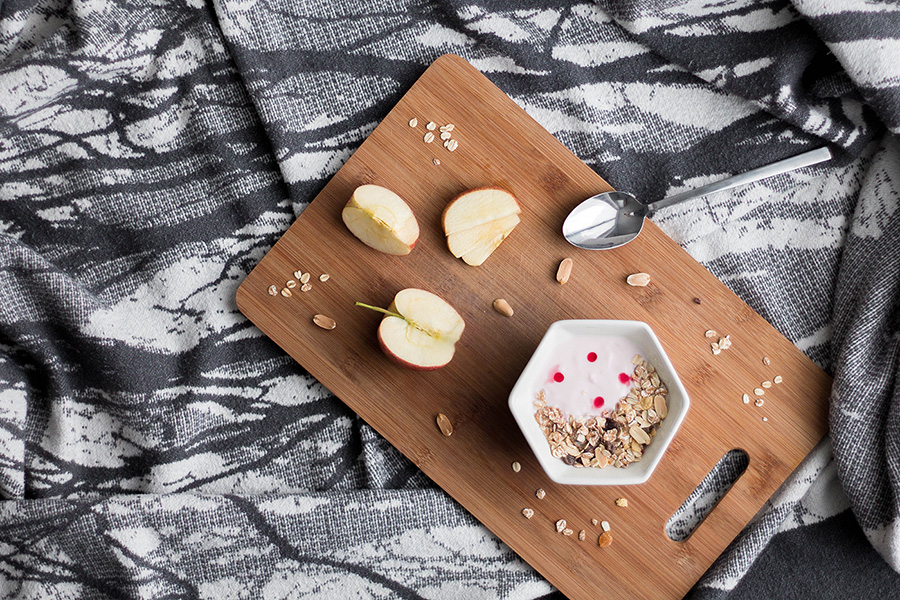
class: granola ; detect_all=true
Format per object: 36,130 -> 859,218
534,355 -> 668,469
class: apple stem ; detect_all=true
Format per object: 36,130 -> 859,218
354,302 -> 404,320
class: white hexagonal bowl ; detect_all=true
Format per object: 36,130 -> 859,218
508,319 -> 689,485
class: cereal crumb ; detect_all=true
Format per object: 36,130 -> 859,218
615,498 -> 628,508
522,508 -> 534,519
591,518 -> 598,526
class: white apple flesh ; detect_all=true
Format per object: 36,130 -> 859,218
442,187 -> 521,266
342,184 -> 419,255
356,289 -> 465,370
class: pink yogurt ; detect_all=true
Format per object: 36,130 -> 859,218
536,335 -> 645,417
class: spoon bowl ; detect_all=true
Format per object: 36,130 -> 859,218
562,147 -> 833,250
562,191 -> 648,250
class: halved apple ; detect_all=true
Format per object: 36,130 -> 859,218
342,184 -> 419,255
442,187 -> 521,266
356,289 -> 465,370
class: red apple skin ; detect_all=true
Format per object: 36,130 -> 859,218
376,329 -> 449,371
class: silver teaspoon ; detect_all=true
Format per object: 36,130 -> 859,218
562,146 -> 833,250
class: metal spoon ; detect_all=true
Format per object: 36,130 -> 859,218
562,147 -> 833,250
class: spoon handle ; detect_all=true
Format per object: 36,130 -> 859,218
646,146 -> 832,213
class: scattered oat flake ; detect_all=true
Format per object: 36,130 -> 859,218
319,273 -> 330,282
440,123 -> 455,132
600,520 -> 610,532
774,375 -> 783,384
626,272 -> 650,287
408,117 -> 418,127
591,518 -> 598,526
301,283 -> 312,292
763,417 -> 769,422
755,398 -> 764,407
522,508 -> 534,519
536,488 -> 546,500
555,519 -> 566,533
440,131 -> 451,140
433,158 -> 440,166
719,336 -> 732,350
299,272 -> 311,284
436,413 -> 453,436
286,280 -> 297,289
615,498 -> 628,508
762,381 -> 772,388
563,528 -> 574,536
426,121 -> 436,130
598,531 -> 613,547
511,461 -> 521,473
742,393 -> 750,404
705,330 -> 717,339
280,288 -> 292,297
578,530 -> 586,541
447,139 -> 458,151
267,285 -> 278,296
763,356 -> 771,366
424,132 -> 435,143
313,314 -> 336,330
711,344 -> 722,355
754,388 -> 765,396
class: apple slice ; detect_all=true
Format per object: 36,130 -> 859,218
356,289 -> 465,370
342,184 -> 419,255
447,213 -> 521,260
442,187 -> 521,265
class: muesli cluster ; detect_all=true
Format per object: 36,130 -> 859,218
534,355 -> 668,469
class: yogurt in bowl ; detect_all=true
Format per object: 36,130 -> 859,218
508,320 -> 689,485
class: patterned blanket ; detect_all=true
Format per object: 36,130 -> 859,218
1,0 -> 898,598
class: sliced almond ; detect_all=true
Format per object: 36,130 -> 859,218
626,272 -> 650,287
436,413 -> 453,436
556,258 -> 573,284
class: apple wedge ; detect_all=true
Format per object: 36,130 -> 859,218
442,187 -> 521,266
355,289 -> 465,370
342,184 -> 419,255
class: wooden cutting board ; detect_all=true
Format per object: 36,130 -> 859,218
236,54 -> 830,600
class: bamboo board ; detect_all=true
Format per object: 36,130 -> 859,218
236,54 -> 830,600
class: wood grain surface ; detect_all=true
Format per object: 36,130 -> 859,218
236,54 -> 831,600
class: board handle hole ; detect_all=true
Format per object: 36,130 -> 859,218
665,449 -> 749,542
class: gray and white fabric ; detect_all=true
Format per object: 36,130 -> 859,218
1,0 -> 898,598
